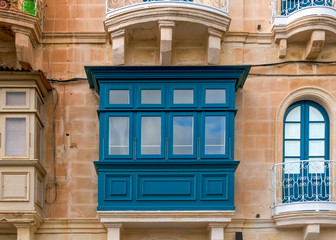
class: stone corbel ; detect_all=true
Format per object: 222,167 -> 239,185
158,21 -> 175,66
11,26 -> 37,69
111,29 -> 126,66
305,30 -> 325,60
106,223 -> 123,240
208,223 -> 228,240
279,39 -> 287,59
303,224 -> 320,240
207,28 -> 223,65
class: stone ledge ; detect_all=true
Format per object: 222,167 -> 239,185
42,32 -> 107,44
98,211 -> 235,228
273,211 -> 336,228
37,219 -> 106,234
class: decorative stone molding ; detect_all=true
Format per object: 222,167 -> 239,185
273,211 -> 336,228
37,219 -> 106,234
0,10 -> 41,69
42,32 -> 107,44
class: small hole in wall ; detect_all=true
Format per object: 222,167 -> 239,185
66,133 -> 70,136
256,214 -> 260,218
257,24 -> 261,30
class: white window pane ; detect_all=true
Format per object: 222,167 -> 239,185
109,117 -> 129,155
285,123 -> 300,139
309,158 -> 325,174
309,140 -> 324,156
284,141 -> 300,157
6,92 -> 26,106
109,90 -> 129,104
284,158 -> 300,174
205,89 -> 226,104
141,90 -> 161,104
286,106 -> 300,122
205,116 -> 225,154
309,123 -> 325,139
309,106 -> 324,121
173,90 -> 193,104
173,116 -> 193,155
141,116 -> 161,155
6,118 -> 26,156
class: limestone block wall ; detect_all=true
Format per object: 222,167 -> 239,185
2,0 -> 332,239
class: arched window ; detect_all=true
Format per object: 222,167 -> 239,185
283,100 -> 330,203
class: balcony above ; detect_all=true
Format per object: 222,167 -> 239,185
104,0 -> 230,65
271,0 -> 336,59
0,0 -> 43,69
271,159 -> 336,216
106,0 -> 229,17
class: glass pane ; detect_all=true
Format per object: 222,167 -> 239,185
309,123 -> 325,139
286,106 -> 300,122
141,90 -> 161,104
109,117 -> 129,155
173,90 -> 193,104
205,89 -> 226,104
173,116 -> 193,155
285,123 -> 300,139
205,116 -> 226,154
284,141 -> 300,157
284,158 -> 300,174
309,140 -> 324,156
309,106 -> 324,121
309,158 -> 325,174
5,118 -> 26,156
6,92 -> 26,106
141,116 -> 161,155
109,90 -> 129,104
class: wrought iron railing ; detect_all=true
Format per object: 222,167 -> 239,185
0,0 -> 42,18
271,160 -> 336,213
106,0 -> 229,14
272,0 -> 336,19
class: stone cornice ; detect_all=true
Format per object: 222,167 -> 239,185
42,32 -> 107,44
98,211 -> 235,228
0,159 -> 47,176
0,211 -> 43,228
37,218 -> 106,234
273,211 -> 336,228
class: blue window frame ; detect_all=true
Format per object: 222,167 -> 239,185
137,112 -> 165,159
105,85 -> 133,108
169,85 -> 197,108
201,112 -> 229,159
169,112 -> 197,159
102,84 -> 234,161
105,112 -> 133,159
138,85 -> 165,108
283,100 -> 330,203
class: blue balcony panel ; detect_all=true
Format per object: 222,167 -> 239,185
95,161 -> 238,211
